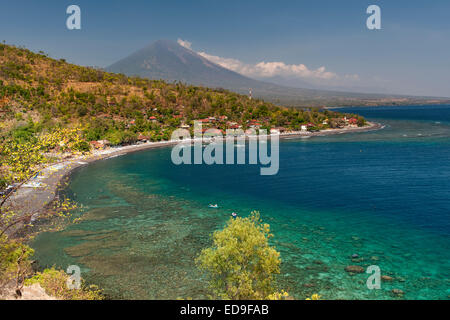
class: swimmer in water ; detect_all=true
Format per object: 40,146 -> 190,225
231,212 -> 237,218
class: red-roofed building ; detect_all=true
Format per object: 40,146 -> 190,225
348,118 -> 358,125
202,128 -> 224,135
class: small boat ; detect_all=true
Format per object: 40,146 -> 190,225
208,204 -> 218,208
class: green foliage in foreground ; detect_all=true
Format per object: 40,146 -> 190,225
1,237 -> 102,300
25,267 -> 103,300
196,211 -> 289,300
0,235 -> 34,291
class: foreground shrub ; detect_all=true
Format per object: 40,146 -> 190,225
25,267 -> 103,300
196,211 -> 289,300
0,236 -> 34,293
306,294 -> 321,300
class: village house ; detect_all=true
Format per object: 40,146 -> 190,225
248,119 -> 261,129
137,134 -> 150,142
126,120 -> 136,129
270,128 -> 279,134
202,128 -> 225,136
89,140 -> 110,150
348,118 -> 358,127
273,127 -> 286,133
249,123 -> 261,129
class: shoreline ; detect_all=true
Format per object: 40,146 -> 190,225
3,121 -> 382,237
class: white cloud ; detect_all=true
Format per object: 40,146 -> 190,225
198,51 -> 339,81
181,39 -> 359,84
177,39 -> 192,50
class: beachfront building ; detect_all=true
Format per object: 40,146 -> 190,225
89,140 -> 110,149
248,119 -> 261,129
348,118 -> 358,127
270,128 -> 280,134
202,128 -> 225,136
271,127 -> 286,134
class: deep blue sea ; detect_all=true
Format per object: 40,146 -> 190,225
31,105 -> 450,300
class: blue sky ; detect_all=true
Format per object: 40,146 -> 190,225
1,0 -> 449,97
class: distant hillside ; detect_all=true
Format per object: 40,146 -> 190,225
106,40 -> 450,107
0,43 -> 360,144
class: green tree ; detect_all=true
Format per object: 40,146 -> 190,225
196,211 -> 287,300
357,116 -> 366,127
0,235 -> 34,293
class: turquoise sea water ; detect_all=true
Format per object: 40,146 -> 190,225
31,105 -> 450,300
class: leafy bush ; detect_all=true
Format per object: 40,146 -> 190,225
0,175 -> 7,190
25,267 -> 103,300
104,130 -> 123,146
196,211 -> 289,300
11,121 -> 36,143
0,236 -> 34,291
72,140 -> 91,152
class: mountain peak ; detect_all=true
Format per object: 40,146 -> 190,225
106,39 -> 252,88
154,39 -> 175,45
152,39 -> 183,49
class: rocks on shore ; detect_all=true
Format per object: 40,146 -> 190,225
0,284 -> 57,300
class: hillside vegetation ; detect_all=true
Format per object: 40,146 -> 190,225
0,43 -> 364,186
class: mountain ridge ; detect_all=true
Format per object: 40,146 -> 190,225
106,40 -> 450,107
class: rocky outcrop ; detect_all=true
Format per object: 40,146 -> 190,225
0,284 -> 57,300
345,265 -> 365,274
